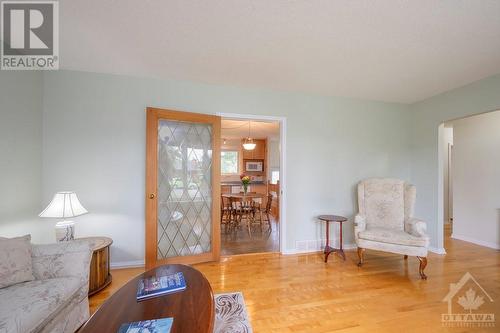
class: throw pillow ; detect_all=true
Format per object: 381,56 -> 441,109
0,234 -> 34,288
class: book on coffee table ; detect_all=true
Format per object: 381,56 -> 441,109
136,271 -> 186,301
118,317 -> 173,333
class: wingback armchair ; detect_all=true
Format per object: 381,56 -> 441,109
354,178 -> 430,279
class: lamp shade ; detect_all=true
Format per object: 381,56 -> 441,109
39,192 -> 88,218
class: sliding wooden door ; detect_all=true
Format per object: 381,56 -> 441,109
146,107 -> 221,269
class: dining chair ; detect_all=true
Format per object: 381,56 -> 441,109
232,195 -> 257,236
220,195 -> 234,234
254,193 -> 273,231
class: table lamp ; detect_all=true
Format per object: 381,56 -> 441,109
39,191 -> 88,242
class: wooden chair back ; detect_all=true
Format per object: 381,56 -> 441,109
265,193 -> 273,213
231,196 -> 255,210
221,195 -> 232,209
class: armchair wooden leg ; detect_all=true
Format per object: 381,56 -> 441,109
417,256 -> 427,280
404,255 -> 408,260
357,248 -> 365,267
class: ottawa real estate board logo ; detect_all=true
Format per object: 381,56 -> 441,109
1,1 -> 59,70
442,272 -> 495,328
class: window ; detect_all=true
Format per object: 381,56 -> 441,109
221,151 -> 238,174
271,170 -> 280,184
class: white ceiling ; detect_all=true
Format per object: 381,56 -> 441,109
221,119 -> 279,140
60,0 -> 500,103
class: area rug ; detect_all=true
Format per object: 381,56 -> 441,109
214,292 -> 253,333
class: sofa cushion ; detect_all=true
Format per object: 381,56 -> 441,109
0,235 -> 34,288
0,277 -> 81,333
358,227 -> 429,247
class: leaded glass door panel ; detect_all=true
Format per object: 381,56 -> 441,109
146,108 -> 220,269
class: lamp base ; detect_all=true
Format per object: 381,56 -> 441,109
55,221 -> 75,242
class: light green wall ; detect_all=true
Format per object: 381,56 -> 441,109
5,68 -> 498,264
0,71 -> 58,242
410,74 -> 500,250
41,70 -> 412,264
451,111 -> 500,248
0,72 -> 43,221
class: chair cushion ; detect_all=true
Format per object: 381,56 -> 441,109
0,277 -> 81,333
358,227 -> 429,247
0,235 -> 34,288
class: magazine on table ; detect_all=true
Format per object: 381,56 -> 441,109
136,271 -> 186,301
117,317 -> 173,333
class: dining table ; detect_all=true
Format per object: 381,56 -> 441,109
221,192 -> 265,199
221,193 -> 266,234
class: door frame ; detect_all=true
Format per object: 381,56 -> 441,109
145,107 -> 221,269
217,112 -> 287,254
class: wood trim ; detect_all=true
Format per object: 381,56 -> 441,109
145,109 -> 158,270
145,107 -> 221,269
212,115 -> 221,261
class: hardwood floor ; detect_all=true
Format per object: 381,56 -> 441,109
221,215 -> 279,255
90,235 -> 500,332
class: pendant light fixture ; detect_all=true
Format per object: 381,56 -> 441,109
242,121 -> 256,150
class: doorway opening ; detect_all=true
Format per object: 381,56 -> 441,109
439,109 -> 500,252
442,123 -> 454,241
219,114 -> 285,256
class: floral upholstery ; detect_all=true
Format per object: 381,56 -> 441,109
0,238 -> 92,333
358,227 -> 429,247
32,240 -> 92,282
355,178 -> 429,257
0,235 -> 34,288
0,277 -> 81,333
39,296 -> 89,333
357,178 -> 407,230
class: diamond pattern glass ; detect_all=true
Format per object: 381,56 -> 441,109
157,120 -> 213,259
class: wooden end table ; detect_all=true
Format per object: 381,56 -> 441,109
317,215 -> 347,263
77,237 -> 113,295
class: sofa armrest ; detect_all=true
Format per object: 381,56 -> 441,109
32,240 -> 92,283
405,218 -> 428,238
354,214 -> 366,240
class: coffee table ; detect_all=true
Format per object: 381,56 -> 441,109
79,264 -> 214,333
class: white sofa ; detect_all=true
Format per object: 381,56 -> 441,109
0,237 -> 92,333
354,178 -> 430,279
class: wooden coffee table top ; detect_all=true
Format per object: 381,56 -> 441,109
79,264 -> 214,333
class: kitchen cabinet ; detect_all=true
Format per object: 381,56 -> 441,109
241,139 -> 266,160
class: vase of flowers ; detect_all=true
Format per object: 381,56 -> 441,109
240,174 -> 251,194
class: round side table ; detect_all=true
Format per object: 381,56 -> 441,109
78,237 -> 113,295
317,215 -> 347,263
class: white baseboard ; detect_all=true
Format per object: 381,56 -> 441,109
451,234 -> 500,250
428,246 -> 447,255
110,260 -> 145,269
109,244 -> 446,265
